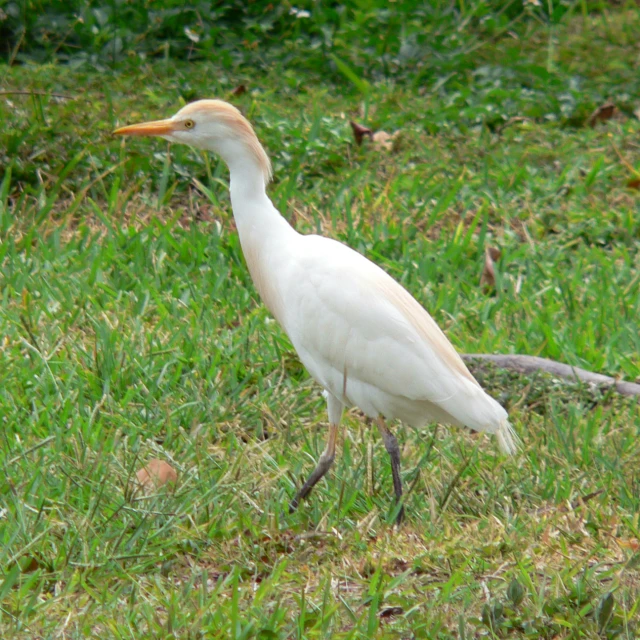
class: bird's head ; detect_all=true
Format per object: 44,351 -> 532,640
114,99 -> 272,183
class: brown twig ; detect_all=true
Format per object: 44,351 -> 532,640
463,354 -> 640,397
0,91 -> 75,100
610,140 -> 640,179
494,116 -> 533,135
8,29 -> 25,66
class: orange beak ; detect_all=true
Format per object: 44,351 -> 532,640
113,118 -> 176,137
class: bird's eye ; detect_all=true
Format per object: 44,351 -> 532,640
184,119 -> 195,129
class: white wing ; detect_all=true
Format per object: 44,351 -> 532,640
277,234 -> 516,452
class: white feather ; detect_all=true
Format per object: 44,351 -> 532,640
272,234 -> 517,453
115,99 -> 519,461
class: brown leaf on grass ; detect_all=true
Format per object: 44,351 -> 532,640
18,555 -> 44,573
388,558 -> 410,573
616,538 -> 640,551
350,121 -> 400,150
371,130 -> 400,152
627,178 -> 640,189
480,246 -> 502,290
588,102 -> 617,127
195,204 -> 213,222
136,459 -> 178,494
231,84 -> 247,96
379,606 -> 404,620
350,121 -> 373,145
570,488 -> 604,509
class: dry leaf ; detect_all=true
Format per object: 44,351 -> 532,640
480,246 -> 501,290
18,555 -> 44,572
570,489 -> 604,510
588,102 -> 617,127
349,121 -> 373,145
231,84 -> 247,96
634,106 -> 640,121
371,130 -> 400,152
379,606 -> 404,620
350,121 -> 400,150
616,538 -> 640,551
626,178 -> 640,190
136,459 -> 177,494
195,204 -> 213,222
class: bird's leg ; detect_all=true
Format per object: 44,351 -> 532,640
376,417 -> 405,524
289,392 -> 343,514
289,421 -> 338,512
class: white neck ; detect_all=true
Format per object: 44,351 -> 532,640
228,161 -> 286,239
217,136 -> 291,240
219,136 -> 297,325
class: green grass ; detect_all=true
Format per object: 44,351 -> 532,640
2,3 -> 640,638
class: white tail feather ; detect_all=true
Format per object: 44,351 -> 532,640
495,419 -> 519,455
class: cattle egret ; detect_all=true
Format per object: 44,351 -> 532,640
114,100 -> 517,523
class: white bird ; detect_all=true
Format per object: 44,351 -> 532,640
114,99 -> 517,523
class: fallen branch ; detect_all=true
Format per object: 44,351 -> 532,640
463,354 -> 640,398
493,115 -> 533,135
0,90 -> 75,100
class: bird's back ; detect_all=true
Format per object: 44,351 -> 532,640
277,233 -> 516,453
